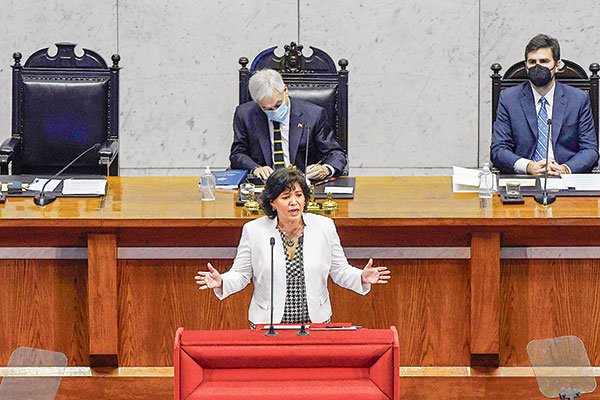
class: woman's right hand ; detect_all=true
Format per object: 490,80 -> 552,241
195,262 -> 223,290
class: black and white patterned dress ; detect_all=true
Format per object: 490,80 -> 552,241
280,232 -> 311,324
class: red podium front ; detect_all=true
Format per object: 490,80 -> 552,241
174,327 -> 399,400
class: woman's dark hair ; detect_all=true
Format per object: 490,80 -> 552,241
260,167 -> 310,219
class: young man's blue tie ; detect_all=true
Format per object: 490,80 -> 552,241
534,97 -> 549,162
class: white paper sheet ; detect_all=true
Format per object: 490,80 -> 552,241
29,178 -> 61,192
540,177 -> 569,190
452,166 -> 497,193
62,179 -> 107,195
558,174 -> 600,191
324,186 -> 354,194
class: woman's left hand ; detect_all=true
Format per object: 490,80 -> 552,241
361,258 -> 391,284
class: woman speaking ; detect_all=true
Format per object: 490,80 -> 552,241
195,167 -> 390,325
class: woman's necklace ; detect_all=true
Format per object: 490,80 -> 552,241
278,223 -> 303,247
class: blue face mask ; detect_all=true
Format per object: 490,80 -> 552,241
264,101 -> 289,123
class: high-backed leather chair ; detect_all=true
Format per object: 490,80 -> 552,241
0,43 -> 120,176
239,42 -> 349,153
491,60 -> 600,137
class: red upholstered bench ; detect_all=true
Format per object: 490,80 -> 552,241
174,327 -> 399,400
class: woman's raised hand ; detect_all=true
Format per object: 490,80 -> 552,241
360,258 -> 391,284
195,263 -> 223,290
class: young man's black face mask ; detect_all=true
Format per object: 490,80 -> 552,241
527,64 -> 553,87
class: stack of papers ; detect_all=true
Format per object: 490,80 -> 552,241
211,169 -> 248,190
452,166 -> 497,193
314,177 -> 356,199
324,186 -> 354,195
542,174 -> 600,191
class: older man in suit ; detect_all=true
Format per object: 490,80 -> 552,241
230,69 -> 347,181
491,34 -> 599,175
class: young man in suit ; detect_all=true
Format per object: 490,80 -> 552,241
229,69 -> 348,181
491,34 -> 599,175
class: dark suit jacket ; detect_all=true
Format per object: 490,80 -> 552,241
491,81 -> 599,173
229,98 -> 348,175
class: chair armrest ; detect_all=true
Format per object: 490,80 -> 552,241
98,140 -> 119,164
0,137 -> 21,162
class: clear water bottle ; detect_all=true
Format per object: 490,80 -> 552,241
479,163 -> 493,208
200,166 -> 216,201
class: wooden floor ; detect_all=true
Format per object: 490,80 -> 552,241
3,367 -> 600,399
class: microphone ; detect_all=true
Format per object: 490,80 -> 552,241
264,237 -> 278,337
34,143 -> 101,206
304,125 -> 311,186
297,267 -> 309,337
534,119 -> 556,206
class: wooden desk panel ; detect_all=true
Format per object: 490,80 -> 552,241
1,176 -> 600,377
118,260 -> 253,367
501,259 -> 600,366
88,233 -> 118,367
470,232 -> 501,366
116,258 -> 470,367
0,259 -> 89,365
332,259 -> 471,367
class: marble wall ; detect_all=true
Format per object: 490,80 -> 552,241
301,0 -> 478,175
0,1 -> 598,176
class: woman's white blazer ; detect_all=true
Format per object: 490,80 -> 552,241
213,213 -> 370,324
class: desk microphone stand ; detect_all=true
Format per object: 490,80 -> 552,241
559,392 -> 581,400
534,118 -> 556,206
297,280 -> 309,336
265,238 -> 278,337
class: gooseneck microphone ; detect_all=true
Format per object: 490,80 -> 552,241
296,235 -> 309,336
534,119 -> 556,206
34,143 -> 101,206
264,237 -> 278,337
304,125 -> 311,186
